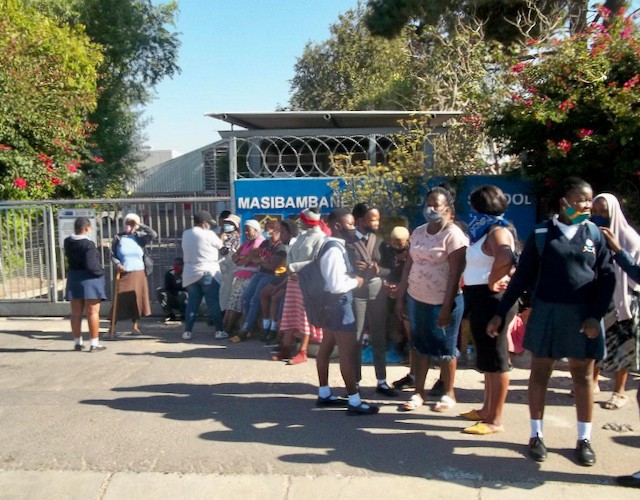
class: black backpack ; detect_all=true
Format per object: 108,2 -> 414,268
297,239 -> 345,328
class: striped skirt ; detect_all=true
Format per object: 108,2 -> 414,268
279,278 -> 322,342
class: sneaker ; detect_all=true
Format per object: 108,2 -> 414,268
89,345 -> 107,352
287,351 -> 307,365
428,379 -> 445,397
576,439 -> 596,466
214,331 -> 229,339
74,344 -> 84,351
392,373 -> 415,390
182,331 -> 192,340
164,314 -> 177,323
528,434 -> 547,462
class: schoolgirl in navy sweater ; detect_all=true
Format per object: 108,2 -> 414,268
487,177 -> 615,467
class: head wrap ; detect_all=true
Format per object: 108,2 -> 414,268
244,219 -> 261,232
124,213 -> 141,225
594,193 -> 640,320
300,207 -> 322,227
390,226 -> 410,241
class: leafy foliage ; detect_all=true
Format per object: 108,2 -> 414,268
490,8 -> 640,212
0,0 -> 102,200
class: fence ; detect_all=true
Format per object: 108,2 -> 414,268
0,196 -> 230,315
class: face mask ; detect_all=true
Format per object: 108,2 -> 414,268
563,198 -> 590,225
124,225 -> 134,234
339,227 -> 358,242
173,265 -> 182,274
423,206 -> 443,223
392,246 -> 407,254
262,231 -> 271,240
590,215 -> 609,227
223,223 -> 235,233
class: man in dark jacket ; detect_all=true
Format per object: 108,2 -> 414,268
157,257 -> 187,322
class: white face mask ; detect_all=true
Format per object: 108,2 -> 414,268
423,206 -> 443,223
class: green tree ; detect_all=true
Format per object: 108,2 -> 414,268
0,0 -> 102,200
26,0 -> 181,196
489,8 -> 640,214
289,3 -> 413,110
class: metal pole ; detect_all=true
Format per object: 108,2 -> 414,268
45,204 -> 58,303
229,137 -> 238,213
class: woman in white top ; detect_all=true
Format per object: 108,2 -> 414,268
461,185 -> 517,435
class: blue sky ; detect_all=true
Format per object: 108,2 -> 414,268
143,0 -> 359,154
144,0 -> 640,155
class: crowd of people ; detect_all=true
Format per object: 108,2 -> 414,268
62,176 -> 640,486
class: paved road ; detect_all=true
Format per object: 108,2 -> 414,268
0,316 -> 637,499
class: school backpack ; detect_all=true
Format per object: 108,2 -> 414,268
297,239 -> 345,328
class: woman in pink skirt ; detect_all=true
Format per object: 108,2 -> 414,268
276,208 -> 328,364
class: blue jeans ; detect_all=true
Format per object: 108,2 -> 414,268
241,271 -> 274,331
184,274 -> 223,333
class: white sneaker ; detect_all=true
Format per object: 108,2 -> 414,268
182,331 -> 192,340
214,331 -> 229,339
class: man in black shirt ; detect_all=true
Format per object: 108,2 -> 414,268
157,257 -> 187,322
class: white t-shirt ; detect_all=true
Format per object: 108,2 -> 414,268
181,226 -> 223,287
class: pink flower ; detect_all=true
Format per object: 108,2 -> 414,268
623,74 -> 640,89
13,177 -> 27,189
577,128 -> 594,139
51,177 -> 62,186
67,164 -> 77,173
510,62 -> 526,74
559,99 -> 575,112
0,144 -> 12,151
557,139 -> 572,153
93,156 -> 104,164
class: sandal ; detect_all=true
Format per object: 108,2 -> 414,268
433,395 -> 456,412
459,409 -> 484,421
399,394 -> 424,412
602,392 -> 629,410
462,422 -> 504,435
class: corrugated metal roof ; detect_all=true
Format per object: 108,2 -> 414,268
131,142 -> 222,194
207,110 -> 461,130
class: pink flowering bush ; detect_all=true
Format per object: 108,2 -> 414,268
490,8 -> 640,204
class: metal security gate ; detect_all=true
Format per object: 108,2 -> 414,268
0,197 -> 230,315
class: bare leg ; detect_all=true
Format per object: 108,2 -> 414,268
316,329 -> 337,388
440,357 -> 457,401
528,357 -> 554,419
614,368 -> 629,394
70,299 -> 84,340
569,358 -> 595,423
412,351 -> 431,400
333,330 -> 358,395
477,373 -> 491,419
484,371 -> 509,429
86,299 -> 101,340
224,310 -> 241,332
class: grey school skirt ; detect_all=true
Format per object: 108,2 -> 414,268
524,298 -> 605,360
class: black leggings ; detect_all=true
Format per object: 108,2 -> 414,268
463,285 -> 517,373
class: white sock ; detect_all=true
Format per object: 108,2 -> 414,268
75,337 -> 83,345
262,319 -> 271,330
90,338 -> 99,347
632,471 -> 640,479
318,386 -> 331,399
577,421 -> 592,441
270,321 -> 278,331
531,419 -> 543,439
348,393 -> 362,407
377,379 -> 388,388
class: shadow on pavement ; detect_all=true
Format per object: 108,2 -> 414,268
80,381 -> 616,490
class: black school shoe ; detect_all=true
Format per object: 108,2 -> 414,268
316,395 -> 348,407
576,439 -> 596,466
376,384 -> 398,397
528,434 -> 547,462
74,344 -> 84,351
347,402 -> 380,415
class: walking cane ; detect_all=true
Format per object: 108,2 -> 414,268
108,270 -> 121,339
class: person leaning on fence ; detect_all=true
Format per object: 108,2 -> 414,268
109,213 -> 157,336
487,177 -> 616,467
181,210 -> 225,341
64,217 -> 108,352
315,208 -> 379,415
157,257 -> 187,323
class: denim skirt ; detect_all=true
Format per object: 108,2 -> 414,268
407,293 -> 463,360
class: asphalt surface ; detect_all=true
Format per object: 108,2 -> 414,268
0,316 -> 638,499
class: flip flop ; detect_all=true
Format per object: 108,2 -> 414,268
399,394 -> 425,412
459,409 -> 483,421
462,422 -> 504,435
433,395 -> 456,412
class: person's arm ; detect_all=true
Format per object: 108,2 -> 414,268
601,226 -> 640,282
486,227 -> 516,291
163,270 -> 173,292
394,253 -> 413,320
85,241 -> 105,276
376,241 -> 392,280
136,223 -> 158,246
110,235 -> 124,271
320,246 -> 360,294
437,247 -> 466,327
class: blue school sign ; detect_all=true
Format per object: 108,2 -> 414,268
234,175 -> 536,239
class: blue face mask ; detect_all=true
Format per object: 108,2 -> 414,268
590,215 -> 609,227
262,231 -> 271,240
222,223 -> 235,233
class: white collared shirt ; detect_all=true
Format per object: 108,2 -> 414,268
552,214 -> 583,241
